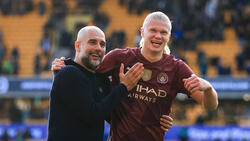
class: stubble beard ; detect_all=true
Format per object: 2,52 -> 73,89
81,51 -> 103,71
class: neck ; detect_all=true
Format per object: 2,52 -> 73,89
74,58 -> 95,73
141,47 -> 163,63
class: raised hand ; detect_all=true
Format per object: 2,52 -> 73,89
160,115 -> 173,132
183,74 -> 218,110
51,57 -> 66,75
119,63 -> 144,91
183,74 -> 212,94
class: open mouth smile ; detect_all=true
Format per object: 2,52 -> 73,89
151,40 -> 162,47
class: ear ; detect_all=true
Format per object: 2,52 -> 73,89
140,27 -> 144,38
75,41 -> 80,53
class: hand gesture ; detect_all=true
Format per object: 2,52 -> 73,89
160,115 -> 173,132
51,57 -> 66,75
183,74 -> 212,94
119,63 -> 144,91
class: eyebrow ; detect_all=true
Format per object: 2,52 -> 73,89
88,39 -> 106,45
88,39 -> 98,42
161,30 -> 168,33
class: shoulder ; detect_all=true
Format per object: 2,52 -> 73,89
105,48 -> 138,58
162,54 -> 184,66
101,48 -> 138,66
55,65 -> 83,82
165,55 -> 189,68
174,58 -> 190,69
172,57 -> 193,77
57,65 -> 80,75
163,55 -> 193,75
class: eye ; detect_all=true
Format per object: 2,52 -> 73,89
161,31 -> 168,35
100,41 -> 106,48
150,29 -> 157,33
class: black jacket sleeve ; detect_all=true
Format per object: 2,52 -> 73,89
52,66 -> 127,124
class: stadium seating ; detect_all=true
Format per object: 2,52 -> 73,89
197,28 -> 246,77
100,0 -> 148,47
0,0 -> 51,76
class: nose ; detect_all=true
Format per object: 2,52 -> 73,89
93,43 -> 102,50
155,32 -> 161,39
93,43 -> 105,53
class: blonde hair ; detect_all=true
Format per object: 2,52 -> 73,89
140,11 -> 172,54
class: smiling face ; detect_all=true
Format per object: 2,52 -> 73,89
75,26 -> 106,71
141,19 -> 171,54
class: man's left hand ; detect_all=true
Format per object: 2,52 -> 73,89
183,74 -> 212,94
160,115 -> 173,132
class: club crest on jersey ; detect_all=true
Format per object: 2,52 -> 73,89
142,69 -> 152,81
157,72 -> 168,84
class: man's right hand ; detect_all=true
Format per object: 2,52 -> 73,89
51,57 -> 66,75
119,63 -> 144,91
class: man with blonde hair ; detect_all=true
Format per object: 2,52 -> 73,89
52,11 -> 218,141
139,11 -> 172,55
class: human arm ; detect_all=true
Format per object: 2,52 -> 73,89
51,49 -> 128,75
53,63 -> 143,124
183,74 -> 218,110
53,69 -> 126,123
176,60 -> 218,110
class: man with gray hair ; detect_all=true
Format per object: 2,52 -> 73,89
52,11 -> 218,141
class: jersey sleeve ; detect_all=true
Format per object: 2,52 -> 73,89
96,48 -> 125,75
176,60 -> 194,95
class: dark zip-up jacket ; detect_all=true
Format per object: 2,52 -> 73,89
47,60 -> 128,141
